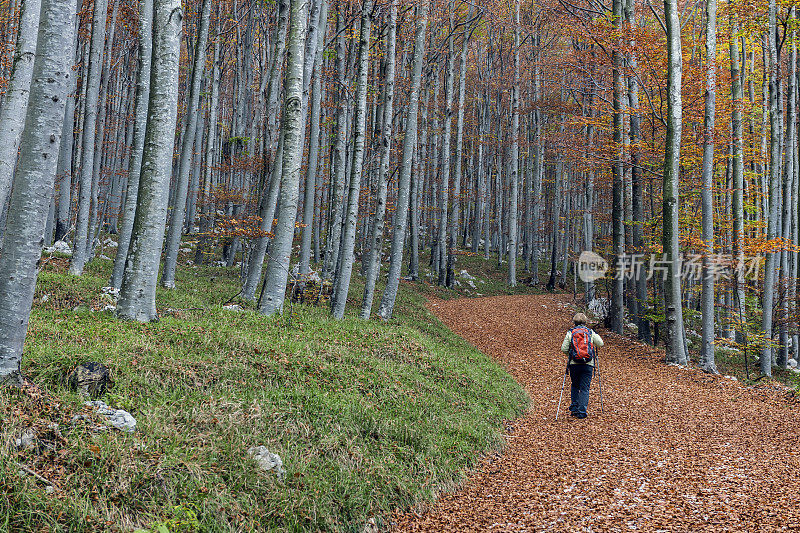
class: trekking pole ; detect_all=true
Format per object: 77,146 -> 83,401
596,347 -> 604,414
555,360 -> 569,420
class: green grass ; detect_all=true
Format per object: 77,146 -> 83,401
1,248 -> 529,532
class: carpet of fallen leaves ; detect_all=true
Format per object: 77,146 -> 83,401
394,294 -> 800,532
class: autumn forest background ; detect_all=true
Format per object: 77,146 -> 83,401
0,0 -> 797,528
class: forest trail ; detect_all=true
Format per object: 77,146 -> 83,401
395,294 -> 800,532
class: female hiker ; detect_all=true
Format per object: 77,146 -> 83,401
560,313 -> 604,419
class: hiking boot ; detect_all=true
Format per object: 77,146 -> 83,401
576,413 -> 587,419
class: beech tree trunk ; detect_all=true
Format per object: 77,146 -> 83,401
377,1 -> 427,320
663,0 -> 688,365
330,0 -> 372,319
160,0 -> 211,289
700,0 -> 717,373
116,0 -> 182,322
258,0 -> 309,316
0,0 -> 75,382
110,0 -> 153,290
0,0 -> 41,224
69,0 -> 108,274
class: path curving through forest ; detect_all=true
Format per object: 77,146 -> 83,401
396,294 -> 800,532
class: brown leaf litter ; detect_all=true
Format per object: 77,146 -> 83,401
394,294 -> 800,532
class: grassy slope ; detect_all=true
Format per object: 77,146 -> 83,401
1,250 -> 531,532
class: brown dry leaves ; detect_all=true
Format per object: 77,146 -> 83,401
395,294 -> 800,532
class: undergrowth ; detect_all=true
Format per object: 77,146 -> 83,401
0,247 -> 529,532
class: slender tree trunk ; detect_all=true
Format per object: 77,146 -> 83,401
321,8 -> 348,281
54,20 -> 80,243
116,0 -> 182,321
507,0 -> 520,287
240,0 -> 290,299
608,0 -> 624,333
700,0 -> 717,373
194,33 -> 220,266
729,13 -> 746,346
778,10 -> 796,369
330,0 -> 372,319
761,3 -> 780,377
160,0 -> 211,288
361,0 -> 397,319
299,0 -> 329,275
377,1 -> 427,320
258,0 -> 309,316
663,0 -> 688,365
110,0 -> 153,289
68,0 -> 108,274
436,10 -> 455,287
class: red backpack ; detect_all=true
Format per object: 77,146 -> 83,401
569,325 -> 596,363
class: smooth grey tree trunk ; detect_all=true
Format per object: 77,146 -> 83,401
507,0 -> 520,287
361,0 -> 397,320
69,0 -> 108,275
446,7 -> 473,288
0,0 -> 75,382
0,0 -> 41,224
110,0 -> 153,290
436,11 -> 455,287
378,2 -> 429,320
240,0 -> 289,300
761,2 -> 780,377
298,0 -> 328,276
700,0 -> 717,373
608,0 -> 623,333
729,14 -> 746,346
531,57 -> 542,283
160,0 -> 211,288
321,9 -> 348,281
330,0 -> 372,319
663,0 -> 687,365
194,33 -> 220,266
116,0 -> 182,322
258,0 -> 308,316
54,18 -> 80,243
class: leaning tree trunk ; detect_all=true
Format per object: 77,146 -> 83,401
330,0 -> 372,319
0,0 -> 41,226
663,0 -> 688,365
376,2 -> 427,320
110,0 -> 153,290
69,0 -> 108,275
700,0 -> 717,373
160,0 -> 211,289
361,0 -> 398,320
116,0 -> 182,322
0,0 -> 75,383
258,0 -> 309,316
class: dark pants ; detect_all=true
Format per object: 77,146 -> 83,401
569,363 -> 594,417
